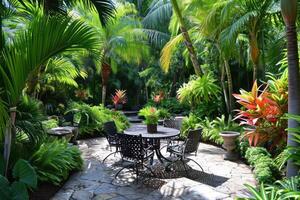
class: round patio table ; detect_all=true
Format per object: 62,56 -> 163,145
124,124 -> 180,163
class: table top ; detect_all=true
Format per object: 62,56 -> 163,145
124,124 -> 180,139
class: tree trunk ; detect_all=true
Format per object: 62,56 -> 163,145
0,1 -> 3,52
223,58 -> 234,113
249,32 -> 260,82
281,0 -> 300,177
101,63 -> 111,106
3,107 -> 17,176
221,65 -> 230,114
170,0 -> 203,76
102,85 -> 107,105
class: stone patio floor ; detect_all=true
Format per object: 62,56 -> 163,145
52,136 -> 256,200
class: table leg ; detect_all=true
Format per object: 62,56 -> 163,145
153,139 -> 172,163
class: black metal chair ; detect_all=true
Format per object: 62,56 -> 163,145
166,128 -> 204,176
115,134 -> 154,181
163,119 -> 180,130
102,121 -> 121,163
161,119 -> 181,150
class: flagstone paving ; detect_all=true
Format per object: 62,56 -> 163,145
52,135 -> 256,200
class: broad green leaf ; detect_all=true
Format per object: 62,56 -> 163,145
12,159 -> 37,188
10,181 -> 29,200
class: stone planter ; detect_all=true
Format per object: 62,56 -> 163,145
115,104 -> 123,110
147,124 -> 157,133
220,131 -> 240,161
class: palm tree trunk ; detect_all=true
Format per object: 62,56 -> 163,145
102,85 -> 107,105
249,32 -> 260,82
170,0 -> 203,76
101,62 -> 111,105
3,107 -> 16,176
221,65 -> 230,114
281,0 -> 300,177
223,57 -> 234,113
0,1 -> 3,52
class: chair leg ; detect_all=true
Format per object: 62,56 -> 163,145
115,166 -> 127,179
187,158 -> 204,172
143,164 -> 155,177
181,159 -> 190,177
102,151 -> 118,163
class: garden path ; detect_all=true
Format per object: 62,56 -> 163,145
52,129 -> 256,200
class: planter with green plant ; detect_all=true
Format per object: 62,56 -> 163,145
139,106 -> 159,133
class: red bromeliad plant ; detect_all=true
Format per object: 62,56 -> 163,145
153,91 -> 165,103
233,80 -> 287,149
112,90 -> 127,106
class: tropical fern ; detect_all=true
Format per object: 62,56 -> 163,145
30,139 -> 83,186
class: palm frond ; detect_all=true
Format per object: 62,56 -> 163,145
143,29 -> 170,48
0,13 -> 100,106
142,0 -> 172,29
160,33 -> 184,73
89,0 -> 116,26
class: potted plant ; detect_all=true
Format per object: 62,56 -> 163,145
139,106 -> 159,133
112,89 -> 127,110
158,108 -> 171,125
219,115 -> 242,161
220,131 -> 240,161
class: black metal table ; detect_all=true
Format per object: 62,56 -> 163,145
124,124 -> 180,163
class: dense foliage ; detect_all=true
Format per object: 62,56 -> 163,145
30,139 -> 83,185
68,102 -> 129,137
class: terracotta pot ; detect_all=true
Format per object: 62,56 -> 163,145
220,131 -> 240,161
147,124 -> 157,133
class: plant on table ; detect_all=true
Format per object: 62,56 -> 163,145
112,89 -> 127,110
233,78 -> 288,150
139,106 -> 160,133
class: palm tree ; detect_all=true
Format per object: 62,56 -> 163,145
198,0 -> 235,113
169,0 -> 202,76
142,0 -> 203,76
281,0 -> 300,177
221,0 -> 277,81
0,1 -> 100,175
72,2 -> 149,105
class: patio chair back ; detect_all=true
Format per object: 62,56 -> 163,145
103,121 -> 118,135
184,128 -> 202,154
103,121 -> 119,146
119,134 -> 144,161
163,119 -> 180,130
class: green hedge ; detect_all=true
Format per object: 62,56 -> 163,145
245,147 -> 281,184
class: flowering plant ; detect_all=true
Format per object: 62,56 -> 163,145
233,79 -> 287,149
138,106 -> 159,125
112,90 -> 127,105
153,91 -> 164,103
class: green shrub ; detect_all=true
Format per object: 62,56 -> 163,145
177,73 -> 221,109
242,177 -> 300,200
245,147 -> 280,183
181,114 -> 202,138
42,118 -> 59,130
16,95 -> 47,146
30,139 -> 83,185
201,115 -> 241,145
238,140 -> 250,158
67,102 -> 129,138
245,147 -> 270,166
146,97 -> 189,115
158,108 -> 171,119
